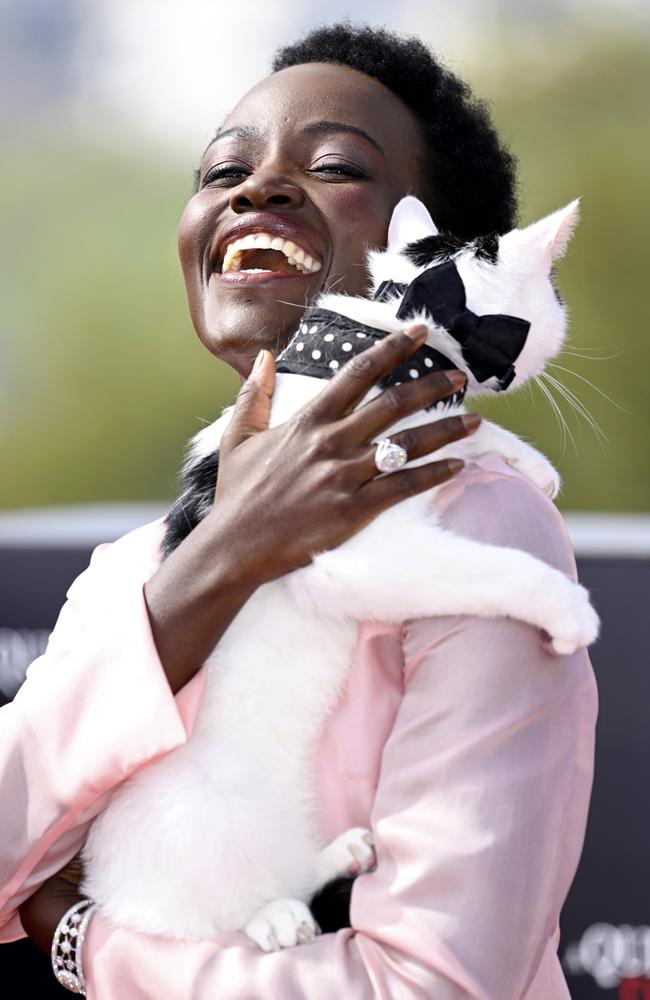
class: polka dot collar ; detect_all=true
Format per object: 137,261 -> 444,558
275,307 -> 466,405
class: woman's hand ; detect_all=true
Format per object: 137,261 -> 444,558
213,324 -> 476,583
144,324 -> 479,693
18,853 -> 86,955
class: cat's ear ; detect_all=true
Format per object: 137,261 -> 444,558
387,196 -> 439,252
506,199 -> 581,264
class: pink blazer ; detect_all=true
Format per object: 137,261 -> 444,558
0,455 -> 598,999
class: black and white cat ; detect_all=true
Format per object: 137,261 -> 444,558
81,196 -> 599,950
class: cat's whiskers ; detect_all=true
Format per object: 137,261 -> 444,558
547,362 -> 630,414
532,374 -> 573,459
323,273 -> 349,295
275,274 -> 348,315
275,299 -> 312,309
560,347 -> 625,361
539,371 -> 608,451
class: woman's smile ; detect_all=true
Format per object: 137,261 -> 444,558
177,61 -> 426,378
209,211 -> 325,283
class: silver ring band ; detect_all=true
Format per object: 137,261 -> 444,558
374,438 -> 408,474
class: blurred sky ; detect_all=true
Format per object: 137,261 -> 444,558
3,0 -> 649,153
1,0 -> 649,512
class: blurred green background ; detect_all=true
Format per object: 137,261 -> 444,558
1,3 -> 648,512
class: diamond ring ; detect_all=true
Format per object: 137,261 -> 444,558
374,438 -> 408,474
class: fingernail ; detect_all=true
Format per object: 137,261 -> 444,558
253,349 -> 265,372
461,413 -> 481,431
447,458 -> 465,474
403,325 -> 428,345
445,369 -> 467,390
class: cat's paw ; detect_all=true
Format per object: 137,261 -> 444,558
506,452 -> 561,499
317,827 -> 377,884
244,898 -> 319,952
545,582 -> 600,655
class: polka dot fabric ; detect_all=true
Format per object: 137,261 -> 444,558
275,308 -> 466,405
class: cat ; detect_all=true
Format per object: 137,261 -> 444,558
81,196 -> 599,951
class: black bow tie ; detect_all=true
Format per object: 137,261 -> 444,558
383,260 -> 530,390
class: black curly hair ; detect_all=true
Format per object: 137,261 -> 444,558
273,22 -> 518,240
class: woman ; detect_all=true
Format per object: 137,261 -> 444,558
0,24 -> 597,999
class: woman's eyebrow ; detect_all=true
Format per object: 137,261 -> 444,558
202,121 -> 385,159
303,121 -> 385,157
209,124 -> 261,147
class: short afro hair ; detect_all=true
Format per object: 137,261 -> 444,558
273,23 -> 518,240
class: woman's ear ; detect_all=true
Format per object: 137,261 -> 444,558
387,196 -> 439,252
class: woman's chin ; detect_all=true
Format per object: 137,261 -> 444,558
200,297 -> 301,370
198,268 -> 325,365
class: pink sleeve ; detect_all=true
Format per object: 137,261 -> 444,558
0,521 -> 206,941
82,464 -> 599,1000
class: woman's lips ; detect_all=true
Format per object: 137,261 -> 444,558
221,236 -> 322,275
210,269 -> 316,286
210,213 -> 326,276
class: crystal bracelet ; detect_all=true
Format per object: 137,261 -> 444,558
50,897 -> 96,995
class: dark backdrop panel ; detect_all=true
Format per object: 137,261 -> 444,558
0,546 -> 93,627
1,541 -> 648,998
559,558 -> 650,999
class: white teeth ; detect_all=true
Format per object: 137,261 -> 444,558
221,247 -> 237,272
219,232 -> 323,273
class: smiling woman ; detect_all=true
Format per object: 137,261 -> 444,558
179,61 -> 431,375
1,21 -> 596,1000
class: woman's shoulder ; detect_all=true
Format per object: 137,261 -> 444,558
65,517 -> 167,604
431,451 -> 577,578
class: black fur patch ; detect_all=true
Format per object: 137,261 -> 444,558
161,450 -> 220,558
310,876 -> 355,932
405,231 -> 499,268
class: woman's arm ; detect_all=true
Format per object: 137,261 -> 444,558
144,330 -> 470,692
0,524 -> 201,941
48,466 -> 599,999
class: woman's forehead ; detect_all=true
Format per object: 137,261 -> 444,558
218,63 -> 422,150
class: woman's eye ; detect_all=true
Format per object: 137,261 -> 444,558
308,162 -> 367,179
202,164 -> 250,186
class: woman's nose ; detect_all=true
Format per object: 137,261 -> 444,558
229,169 -> 305,213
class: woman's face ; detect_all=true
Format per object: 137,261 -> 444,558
178,62 -> 427,379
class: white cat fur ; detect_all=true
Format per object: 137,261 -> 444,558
82,197 -> 599,951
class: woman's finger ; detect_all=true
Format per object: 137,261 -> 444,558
339,368 -> 467,446
308,325 -> 429,420
354,413 -> 481,482
361,456 -> 466,510
220,350 -> 276,453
